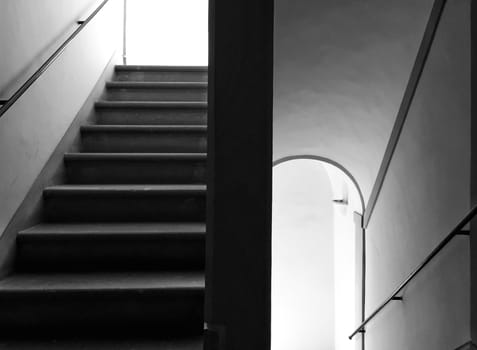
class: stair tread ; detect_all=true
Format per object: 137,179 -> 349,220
0,272 -> 204,292
96,101 -> 207,109
106,82 -> 207,89
0,337 -> 202,349
65,153 -> 207,160
19,222 -> 205,236
81,125 -> 207,132
115,65 -> 208,72
44,184 -> 206,195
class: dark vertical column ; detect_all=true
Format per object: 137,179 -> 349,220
471,0 -> 477,344
205,0 -> 274,349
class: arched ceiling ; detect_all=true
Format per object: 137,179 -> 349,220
273,0 -> 434,201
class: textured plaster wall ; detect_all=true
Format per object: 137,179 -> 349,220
365,1 -> 471,349
0,0 -> 100,98
274,0 -> 471,348
0,0 -> 122,237
274,0 -> 434,200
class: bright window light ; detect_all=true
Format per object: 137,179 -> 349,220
125,0 -> 208,65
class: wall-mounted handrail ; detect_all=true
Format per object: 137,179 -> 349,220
363,0 -> 447,229
0,0 -> 111,119
349,205 -> 477,340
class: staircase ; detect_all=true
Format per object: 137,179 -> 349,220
0,66 -> 208,348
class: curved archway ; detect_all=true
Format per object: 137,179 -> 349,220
273,155 -> 365,213
272,156 -> 364,350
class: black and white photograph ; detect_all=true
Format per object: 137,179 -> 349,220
0,0 -> 474,349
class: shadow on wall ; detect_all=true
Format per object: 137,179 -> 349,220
273,0 -> 434,200
272,157 -> 363,350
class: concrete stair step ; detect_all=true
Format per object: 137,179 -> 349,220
7,64 -> 209,344
80,125 -> 207,153
105,82 -> 207,101
114,65 -> 208,82
16,223 -> 205,271
43,185 -> 206,223
0,272 -> 204,335
95,101 -> 207,125
0,336 -> 203,350
65,153 -> 207,184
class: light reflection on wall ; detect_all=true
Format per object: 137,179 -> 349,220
272,159 -> 362,350
323,163 -> 362,350
125,0 -> 208,65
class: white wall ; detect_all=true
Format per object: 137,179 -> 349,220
272,160 -> 363,350
273,0 -> 434,200
0,0 -> 122,237
365,0 -> 471,349
272,160 -> 335,350
274,0 -> 471,348
323,164 -> 363,350
0,0 -> 101,98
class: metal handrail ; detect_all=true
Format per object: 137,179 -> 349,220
349,206 -> 477,340
0,0 -> 111,118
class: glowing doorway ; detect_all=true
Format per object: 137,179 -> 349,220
272,158 -> 364,350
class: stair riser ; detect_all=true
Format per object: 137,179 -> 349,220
115,71 -> 208,82
44,194 -> 206,222
0,290 -> 203,335
105,88 -> 207,102
65,159 -> 206,184
0,338 -> 203,349
81,132 -> 207,153
17,235 -> 205,271
96,108 -> 207,125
